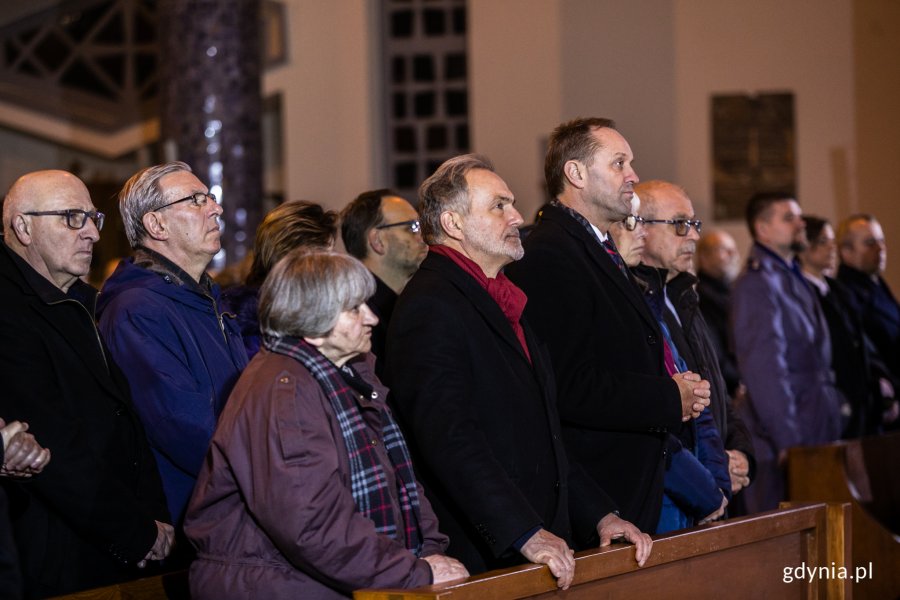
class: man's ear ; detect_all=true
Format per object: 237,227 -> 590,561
10,214 -> 32,246
753,219 -> 769,244
439,211 -> 464,242
142,212 -> 169,241
367,227 -> 386,256
564,160 -> 586,190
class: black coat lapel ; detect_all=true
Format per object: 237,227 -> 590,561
423,253 -> 530,365
545,206 -> 659,332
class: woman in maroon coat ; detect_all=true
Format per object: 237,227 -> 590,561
184,251 -> 466,599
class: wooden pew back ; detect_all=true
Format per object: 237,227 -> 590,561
789,433 -> 900,600
49,503 -> 852,600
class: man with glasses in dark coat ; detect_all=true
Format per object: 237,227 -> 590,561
1,170 -> 172,597
340,189 -> 427,376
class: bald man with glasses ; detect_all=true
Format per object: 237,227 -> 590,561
95,162 -> 248,544
0,170 -> 173,597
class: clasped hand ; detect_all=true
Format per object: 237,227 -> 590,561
673,371 -> 711,421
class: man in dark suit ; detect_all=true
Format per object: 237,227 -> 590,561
0,170 -> 173,598
385,154 -> 651,589
505,118 -> 711,534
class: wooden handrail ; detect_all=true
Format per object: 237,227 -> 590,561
355,502 -> 850,600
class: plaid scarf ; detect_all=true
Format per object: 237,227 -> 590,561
264,335 -> 424,554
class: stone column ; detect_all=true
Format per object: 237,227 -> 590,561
158,0 -> 263,268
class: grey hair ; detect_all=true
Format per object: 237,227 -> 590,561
119,161 -> 192,248
418,154 -> 494,245
259,249 -> 375,339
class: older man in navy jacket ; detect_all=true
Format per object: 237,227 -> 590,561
97,162 -> 248,535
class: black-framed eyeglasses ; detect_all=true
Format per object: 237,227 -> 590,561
375,219 -> 420,234
622,214 -> 645,232
642,218 -> 702,236
24,209 -> 105,231
151,191 -> 216,213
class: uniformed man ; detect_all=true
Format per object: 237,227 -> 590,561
730,193 -> 844,513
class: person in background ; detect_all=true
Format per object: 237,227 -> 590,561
221,200 -> 337,358
695,230 -> 742,396
799,215 -> 898,436
837,214 -> 900,405
341,189 -> 427,377
185,251 -> 467,599
607,195 -> 646,268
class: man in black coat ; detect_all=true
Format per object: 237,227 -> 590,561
385,154 -> 651,589
837,214 -> 900,387
506,118 -> 711,534
0,170 -> 173,598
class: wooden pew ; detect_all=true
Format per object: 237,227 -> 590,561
48,570 -> 189,600
788,432 -> 900,600
355,502 -> 850,600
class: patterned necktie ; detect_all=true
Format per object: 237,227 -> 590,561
601,237 -> 629,278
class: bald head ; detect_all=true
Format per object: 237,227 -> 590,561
697,229 -> 740,283
4,170 -> 90,229
837,214 -> 886,276
633,180 -> 699,275
3,170 -> 100,291
634,180 -> 689,220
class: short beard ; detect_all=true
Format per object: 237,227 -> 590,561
789,240 -> 806,254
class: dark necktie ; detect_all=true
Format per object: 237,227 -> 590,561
601,237 -> 629,278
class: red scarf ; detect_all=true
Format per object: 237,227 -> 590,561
430,245 -> 531,363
